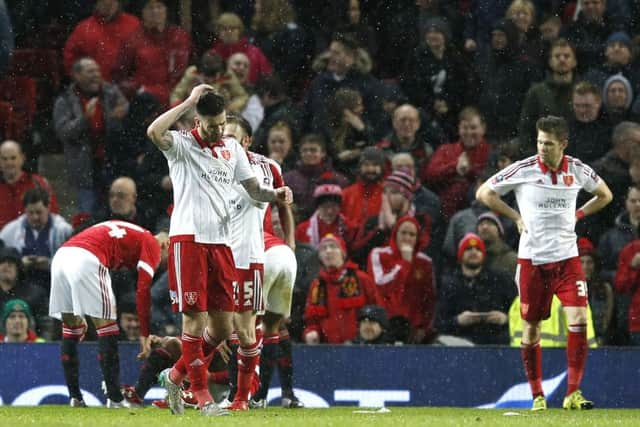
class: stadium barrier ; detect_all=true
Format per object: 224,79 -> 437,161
0,343 -> 638,408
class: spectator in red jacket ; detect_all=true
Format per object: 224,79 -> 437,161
351,170 -> 433,267
0,140 -> 59,230
303,234 -> 380,344
341,146 -> 386,226
367,216 -> 437,344
422,106 -> 492,219
113,0 -> 191,106
210,12 -> 273,85
63,0 -> 140,82
614,239 -> 640,345
296,183 -> 357,249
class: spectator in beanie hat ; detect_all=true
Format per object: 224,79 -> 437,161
352,305 -> 393,345
476,211 -> 517,277
437,232 -> 516,345
303,234 -> 381,344
0,298 -> 44,342
296,183 -> 358,249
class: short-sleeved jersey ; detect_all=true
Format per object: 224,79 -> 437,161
62,220 -> 161,335
162,129 -> 255,244
229,151 -> 284,268
487,155 -> 601,265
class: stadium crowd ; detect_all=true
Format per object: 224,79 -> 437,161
1,0 -> 640,352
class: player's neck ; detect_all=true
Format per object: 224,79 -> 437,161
542,157 -> 562,171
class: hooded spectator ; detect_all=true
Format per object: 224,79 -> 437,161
367,216 -> 437,343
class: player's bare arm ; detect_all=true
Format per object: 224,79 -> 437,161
576,180 -> 613,218
147,84 -> 213,150
241,177 -> 294,204
277,202 -> 296,249
476,182 -> 526,234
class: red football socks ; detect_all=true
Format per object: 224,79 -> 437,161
521,341 -> 543,397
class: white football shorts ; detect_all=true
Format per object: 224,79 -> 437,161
49,247 -> 117,320
261,244 -> 297,316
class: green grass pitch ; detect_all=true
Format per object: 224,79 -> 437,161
2,406 -> 640,427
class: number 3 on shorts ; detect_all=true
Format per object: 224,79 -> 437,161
575,280 -> 587,297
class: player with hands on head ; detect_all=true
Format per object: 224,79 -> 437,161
146,84 -> 291,416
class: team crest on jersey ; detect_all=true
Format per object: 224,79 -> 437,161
340,276 -> 359,297
563,175 -> 574,186
185,292 -> 199,305
220,149 -> 231,160
414,268 -> 423,280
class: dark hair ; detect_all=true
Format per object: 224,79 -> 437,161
612,121 -> 640,147
549,37 -> 575,59
573,80 -> 600,98
22,187 -> 50,208
196,91 -> 225,117
299,133 -> 326,151
226,114 -> 253,138
332,32 -> 360,52
536,115 -> 569,142
627,183 -> 640,197
199,52 -> 225,77
458,105 -> 484,123
254,74 -> 286,98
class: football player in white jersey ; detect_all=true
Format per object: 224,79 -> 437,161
477,115 -> 612,411
223,116 -> 302,409
146,84 -> 292,416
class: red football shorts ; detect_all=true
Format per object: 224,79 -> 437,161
234,263 -> 264,312
516,257 -> 588,321
168,238 -> 237,313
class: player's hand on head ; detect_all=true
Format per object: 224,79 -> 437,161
187,84 -> 215,103
137,336 -> 152,360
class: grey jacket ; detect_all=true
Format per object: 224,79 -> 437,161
53,83 -> 128,189
0,213 -> 72,255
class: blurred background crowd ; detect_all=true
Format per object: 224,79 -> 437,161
1,0 -> 640,348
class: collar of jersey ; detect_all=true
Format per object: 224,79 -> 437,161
191,128 -> 225,150
537,155 -> 568,174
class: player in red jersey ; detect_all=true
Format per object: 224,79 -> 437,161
49,220 -> 169,408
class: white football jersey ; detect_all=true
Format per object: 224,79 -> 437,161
162,129 -> 255,244
228,151 -> 284,268
487,155 -> 601,265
